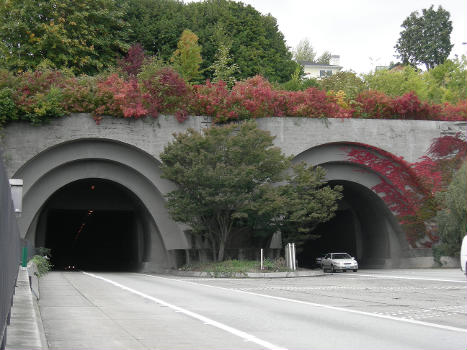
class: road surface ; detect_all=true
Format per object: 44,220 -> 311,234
38,269 -> 466,350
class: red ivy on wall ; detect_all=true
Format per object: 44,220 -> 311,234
345,134 -> 467,247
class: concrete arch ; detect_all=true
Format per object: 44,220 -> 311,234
14,138 -> 189,271
294,142 -> 407,268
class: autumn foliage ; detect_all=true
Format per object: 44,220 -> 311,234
345,134 -> 467,247
0,65 -> 466,126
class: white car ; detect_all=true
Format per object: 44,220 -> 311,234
461,235 -> 467,276
322,252 -> 358,273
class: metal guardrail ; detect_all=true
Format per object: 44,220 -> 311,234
0,150 -> 21,350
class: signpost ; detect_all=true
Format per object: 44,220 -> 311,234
285,243 -> 296,271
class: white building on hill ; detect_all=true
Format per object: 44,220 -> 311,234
299,55 -> 342,79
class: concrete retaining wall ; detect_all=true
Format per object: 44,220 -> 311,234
1,115 -> 465,270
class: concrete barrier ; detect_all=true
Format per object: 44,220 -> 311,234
5,268 -> 48,350
27,262 -> 40,300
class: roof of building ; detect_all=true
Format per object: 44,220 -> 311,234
298,61 -> 342,69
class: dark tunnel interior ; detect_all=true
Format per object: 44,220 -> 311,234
297,180 -> 393,269
38,179 -> 148,272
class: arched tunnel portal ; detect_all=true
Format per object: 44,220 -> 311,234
294,143 -> 408,268
36,178 -> 150,271
297,179 -> 400,268
15,138 -> 191,272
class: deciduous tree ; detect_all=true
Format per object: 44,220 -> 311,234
160,121 -> 342,261
170,29 -> 203,83
208,43 -> 239,88
316,51 -> 332,65
293,39 -> 316,62
252,163 -> 343,249
395,5 -> 453,70
0,0 -> 129,74
184,0 -> 297,83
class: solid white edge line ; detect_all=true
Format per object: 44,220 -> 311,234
141,274 -> 467,334
82,272 -> 288,350
352,273 -> 466,284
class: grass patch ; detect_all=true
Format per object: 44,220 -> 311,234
179,258 -> 289,277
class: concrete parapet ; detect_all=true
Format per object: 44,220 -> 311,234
6,268 -> 48,350
27,263 -> 40,300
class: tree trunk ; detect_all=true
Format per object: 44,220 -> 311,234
210,238 -> 217,262
217,239 -> 225,262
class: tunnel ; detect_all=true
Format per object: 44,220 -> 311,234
35,178 -> 150,271
297,180 -> 399,269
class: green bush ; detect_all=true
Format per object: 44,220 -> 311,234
0,88 -> 18,125
364,65 -> 428,100
31,255 -> 53,277
180,258 -> 289,277
22,87 -> 67,124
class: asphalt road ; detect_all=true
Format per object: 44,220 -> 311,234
38,269 -> 466,350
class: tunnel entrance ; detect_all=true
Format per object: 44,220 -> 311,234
36,179 -> 149,271
297,180 -> 396,269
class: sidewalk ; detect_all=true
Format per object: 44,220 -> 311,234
6,268 -> 48,350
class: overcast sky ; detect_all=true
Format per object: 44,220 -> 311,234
237,0 -> 467,74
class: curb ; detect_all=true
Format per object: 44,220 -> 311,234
168,269 -> 324,278
6,267 -> 48,350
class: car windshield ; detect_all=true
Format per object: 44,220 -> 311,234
332,253 -> 351,259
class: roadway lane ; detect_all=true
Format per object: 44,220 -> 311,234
38,270 -> 466,350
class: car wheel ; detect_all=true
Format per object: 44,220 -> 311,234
353,269 -> 358,272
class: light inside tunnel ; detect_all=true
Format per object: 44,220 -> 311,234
297,180 -> 400,269
36,179 -> 149,271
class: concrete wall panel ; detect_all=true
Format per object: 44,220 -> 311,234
1,115 -> 466,268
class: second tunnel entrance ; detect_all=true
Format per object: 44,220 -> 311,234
36,178 -> 150,271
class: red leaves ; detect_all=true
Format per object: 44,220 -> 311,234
6,70 -> 467,124
437,100 -> 467,121
428,133 -> 467,158
345,135 -> 467,247
94,67 -> 191,121
353,90 -> 452,120
354,90 -> 394,119
192,76 -> 351,122
118,44 -> 146,77
141,67 -> 191,121
192,80 -> 236,123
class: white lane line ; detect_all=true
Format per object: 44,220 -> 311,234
352,273 -> 466,284
142,274 -> 467,334
83,272 -> 287,350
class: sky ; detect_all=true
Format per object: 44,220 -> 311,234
237,0 -> 467,74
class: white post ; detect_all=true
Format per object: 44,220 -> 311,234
286,243 -> 292,270
260,249 -> 264,270
292,243 -> 296,271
